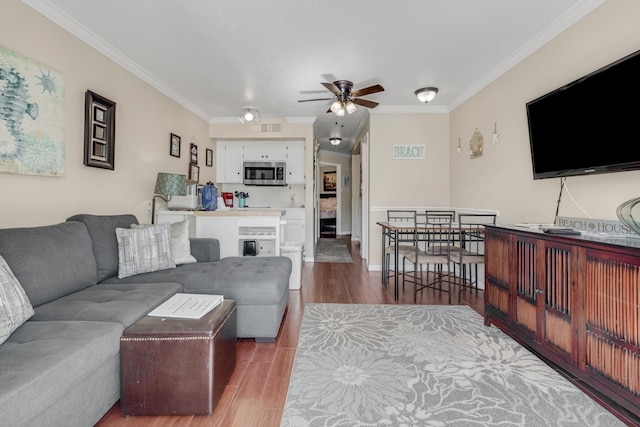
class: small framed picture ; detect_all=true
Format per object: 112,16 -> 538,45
190,143 -> 198,164
323,171 -> 336,192
206,148 -> 213,167
189,163 -> 200,183
170,133 -> 181,158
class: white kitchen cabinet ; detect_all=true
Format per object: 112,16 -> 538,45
286,141 -> 305,184
243,141 -> 287,162
282,209 -> 305,243
216,141 -> 243,183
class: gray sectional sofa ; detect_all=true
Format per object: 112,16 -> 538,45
0,214 -> 291,427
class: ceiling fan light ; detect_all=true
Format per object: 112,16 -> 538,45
345,100 -> 357,114
330,137 -> 342,145
415,87 -> 439,103
330,99 -> 344,115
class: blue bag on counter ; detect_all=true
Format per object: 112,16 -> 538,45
201,182 -> 218,211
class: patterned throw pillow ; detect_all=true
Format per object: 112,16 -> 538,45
0,255 -> 35,345
132,220 -> 196,265
115,223 -> 176,279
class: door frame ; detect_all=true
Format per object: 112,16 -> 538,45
317,161 -> 341,238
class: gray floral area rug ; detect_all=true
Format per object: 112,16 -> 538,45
281,304 -> 623,426
315,239 -> 353,263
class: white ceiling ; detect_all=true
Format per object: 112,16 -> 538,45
24,0 -> 603,155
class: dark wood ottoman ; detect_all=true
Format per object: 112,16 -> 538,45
120,299 -> 237,416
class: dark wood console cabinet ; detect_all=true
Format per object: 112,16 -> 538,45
484,225 -> 640,423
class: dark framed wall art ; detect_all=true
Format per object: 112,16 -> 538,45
84,90 -> 116,169
206,148 -> 213,167
170,133 -> 181,157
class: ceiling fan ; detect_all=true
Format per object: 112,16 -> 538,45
298,80 -> 384,116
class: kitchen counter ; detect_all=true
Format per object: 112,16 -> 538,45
194,209 -> 284,217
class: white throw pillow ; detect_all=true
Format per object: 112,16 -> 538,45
0,255 -> 35,345
168,220 -> 197,264
116,223 -> 176,279
132,220 -> 196,265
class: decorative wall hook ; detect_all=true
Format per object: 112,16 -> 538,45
456,137 -> 462,156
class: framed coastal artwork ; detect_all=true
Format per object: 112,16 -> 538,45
0,45 -> 65,176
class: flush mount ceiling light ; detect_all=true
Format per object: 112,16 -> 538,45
415,87 -> 439,103
242,107 -> 260,122
330,137 -> 342,146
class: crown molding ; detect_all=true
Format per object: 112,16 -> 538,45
447,0 -> 605,110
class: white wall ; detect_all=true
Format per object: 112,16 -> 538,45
0,0 -> 211,227
366,1 -> 640,269
449,0 -> 640,225
368,112 -> 451,266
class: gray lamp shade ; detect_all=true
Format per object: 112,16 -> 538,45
154,173 -> 187,196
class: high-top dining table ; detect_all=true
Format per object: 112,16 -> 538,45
377,221 -> 465,300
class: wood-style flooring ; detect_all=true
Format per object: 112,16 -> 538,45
95,236 -> 484,427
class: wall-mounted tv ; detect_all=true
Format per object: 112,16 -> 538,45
526,48 -> 640,180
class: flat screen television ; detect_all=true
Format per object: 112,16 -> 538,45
526,48 -> 640,180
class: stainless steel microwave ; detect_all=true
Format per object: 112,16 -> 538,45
243,161 -> 286,186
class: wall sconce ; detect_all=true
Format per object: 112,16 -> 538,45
415,87 -> 439,103
151,172 -> 187,224
330,137 -> 342,145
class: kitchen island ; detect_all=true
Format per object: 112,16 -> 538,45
157,210 -> 284,258
195,210 -> 284,258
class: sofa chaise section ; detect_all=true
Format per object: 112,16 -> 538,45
103,256 -> 290,341
68,214 -> 292,342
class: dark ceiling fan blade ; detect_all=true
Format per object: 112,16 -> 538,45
321,81 -> 342,95
352,98 -> 379,109
351,84 -> 384,98
298,97 -> 332,103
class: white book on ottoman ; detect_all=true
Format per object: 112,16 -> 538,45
148,293 -> 223,319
